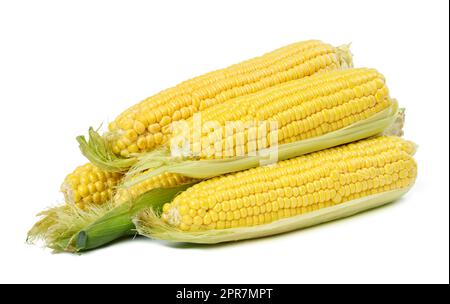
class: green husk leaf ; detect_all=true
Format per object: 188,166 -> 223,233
77,127 -> 137,172
74,183 -> 195,252
134,187 -> 412,244
27,183 -> 196,253
123,102 -> 402,186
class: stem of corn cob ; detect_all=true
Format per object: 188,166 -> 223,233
27,203 -> 114,252
74,184 -> 195,252
123,101 -> 402,185
27,183 -> 196,252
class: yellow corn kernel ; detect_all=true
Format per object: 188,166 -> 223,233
61,163 -> 123,209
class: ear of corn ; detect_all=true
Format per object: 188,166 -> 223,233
183,67 -> 392,159
78,41 -> 352,172
137,188 -> 411,244
123,68 -> 402,187
134,136 -> 417,244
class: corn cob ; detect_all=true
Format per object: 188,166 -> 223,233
181,67 -> 391,159
124,68 -> 401,187
134,136 -> 417,243
79,40 -> 352,172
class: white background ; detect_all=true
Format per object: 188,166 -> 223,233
0,0 -> 448,284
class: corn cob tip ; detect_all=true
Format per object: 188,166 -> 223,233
383,104 -> 405,137
336,44 -> 353,69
